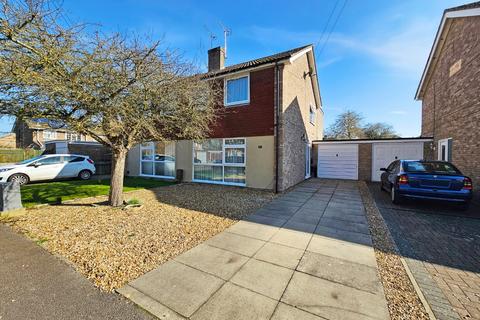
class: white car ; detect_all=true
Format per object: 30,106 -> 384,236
0,154 -> 96,185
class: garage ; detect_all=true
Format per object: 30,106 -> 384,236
371,142 -> 424,181
317,143 -> 358,180
313,138 -> 432,182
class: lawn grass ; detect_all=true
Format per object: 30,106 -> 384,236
21,177 -> 174,208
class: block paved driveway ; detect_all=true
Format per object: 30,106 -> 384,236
119,179 -> 389,320
370,183 -> 480,320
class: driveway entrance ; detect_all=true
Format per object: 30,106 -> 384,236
119,179 -> 389,319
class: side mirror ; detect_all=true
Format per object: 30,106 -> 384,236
380,168 -> 388,172
33,162 -> 42,168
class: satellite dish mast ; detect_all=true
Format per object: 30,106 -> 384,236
220,23 -> 231,59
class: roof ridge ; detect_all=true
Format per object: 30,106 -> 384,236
203,44 -> 313,78
445,1 -> 480,13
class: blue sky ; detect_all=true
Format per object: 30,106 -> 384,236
0,0 -> 468,136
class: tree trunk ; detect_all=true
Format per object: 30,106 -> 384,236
109,148 -> 127,206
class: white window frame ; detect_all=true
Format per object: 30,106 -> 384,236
224,74 -> 250,107
139,142 -> 176,179
309,105 -> 316,125
43,130 -> 57,141
192,138 -> 246,186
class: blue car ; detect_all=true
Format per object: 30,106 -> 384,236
380,160 -> 473,209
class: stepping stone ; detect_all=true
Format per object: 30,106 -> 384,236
282,272 -> 389,320
270,229 -> 313,250
271,303 -> 323,320
283,220 -> 317,233
298,251 -> 383,294
174,244 -> 248,280
230,259 -> 293,300
206,232 -> 265,257
227,221 -> 280,241
314,225 -> 372,246
319,217 -> 370,235
307,235 -> 376,267
129,260 -> 224,318
254,242 -> 304,269
191,283 -> 277,320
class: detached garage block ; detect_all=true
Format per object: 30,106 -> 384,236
315,138 -> 433,182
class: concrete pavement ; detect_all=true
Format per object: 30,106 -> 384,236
119,179 -> 389,319
0,224 -> 153,320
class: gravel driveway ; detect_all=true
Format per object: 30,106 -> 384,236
369,182 -> 480,320
3,183 -> 275,292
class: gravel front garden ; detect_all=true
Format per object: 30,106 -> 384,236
3,183 -> 275,292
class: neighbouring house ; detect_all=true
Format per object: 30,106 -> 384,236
415,1 -> 480,189
12,118 -> 96,149
126,44 -> 323,191
0,133 -> 16,149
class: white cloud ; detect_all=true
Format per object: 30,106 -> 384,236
328,20 -> 436,75
244,17 -> 437,77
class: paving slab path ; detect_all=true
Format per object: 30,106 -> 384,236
119,179 -> 390,320
0,224 -> 153,320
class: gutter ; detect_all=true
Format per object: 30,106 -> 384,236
274,62 -> 280,193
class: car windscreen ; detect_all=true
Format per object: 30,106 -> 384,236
404,161 -> 461,175
16,156 -> 44,165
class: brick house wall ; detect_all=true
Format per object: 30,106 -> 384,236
358,144 -> 372,181
278,53 -> 322,191
13,119 -> 97,148
421,16 -> 480,188
209,67 -> 275,138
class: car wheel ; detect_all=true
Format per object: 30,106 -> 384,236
8,173 -> 29,186
78,170 -> 92,180
391,185 -> 402,204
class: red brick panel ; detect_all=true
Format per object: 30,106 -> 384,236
209,67 -> 275,138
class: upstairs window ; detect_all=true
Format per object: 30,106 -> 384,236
43,130 -> 57,141
225,75 -> 249,106
309,105 -> 316,125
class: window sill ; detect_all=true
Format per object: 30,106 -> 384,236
224,101 -> 250,108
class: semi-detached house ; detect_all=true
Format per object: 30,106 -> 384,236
126,44 -> 323,191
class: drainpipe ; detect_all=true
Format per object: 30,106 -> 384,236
274,62 -> 280,194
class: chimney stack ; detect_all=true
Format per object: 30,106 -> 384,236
208,46 -> 225,72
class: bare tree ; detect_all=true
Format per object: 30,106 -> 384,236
325,110 -> 365,139
363,122 -> 398,139
0,0 -> 218,206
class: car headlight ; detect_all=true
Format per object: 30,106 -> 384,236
0,168 -> 13,173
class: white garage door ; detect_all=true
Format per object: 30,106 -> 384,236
372,142 -> 424,181
317,144 -> 358,180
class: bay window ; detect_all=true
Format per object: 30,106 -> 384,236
140,141 -> 175,178
193,138 -> 246,186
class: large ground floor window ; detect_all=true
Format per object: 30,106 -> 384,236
140,141 -> 175,178
193,138 -> 246,186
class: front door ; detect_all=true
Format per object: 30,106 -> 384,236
438,139 -> 450,161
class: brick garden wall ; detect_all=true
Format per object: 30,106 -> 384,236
421,16 -> 480,190
358,144 -> 372,181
